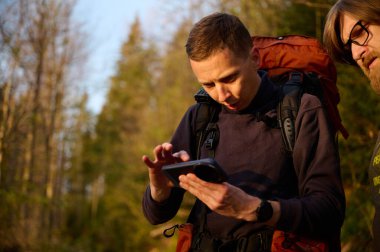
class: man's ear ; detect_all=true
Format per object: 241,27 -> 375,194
250,47 -> 260,68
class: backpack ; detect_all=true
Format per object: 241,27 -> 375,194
193,35 -> 349,158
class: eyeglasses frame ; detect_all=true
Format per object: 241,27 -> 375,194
344,20 -> 370,50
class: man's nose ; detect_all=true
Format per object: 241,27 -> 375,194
352,43 -> 368,61
216,85 -> 230,102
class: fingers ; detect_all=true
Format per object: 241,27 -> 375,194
143,143 -> 190,178
179,175 -> 251,219
179,173 -> 223,203
161,143 -> 174,160
173,150 -> 190,162
141,143 -> 172,166
153,145 -> 165,162
147,143 -> 190,165
153,143 -> 173,162
142,155 -> 155,168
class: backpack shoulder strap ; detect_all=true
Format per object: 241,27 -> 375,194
277,71 -> 335,153
194,88 -> 220,159
276,72 -> 304,153
186,89 -> 220,249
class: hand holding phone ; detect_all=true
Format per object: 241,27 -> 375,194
162,158 -> 227,187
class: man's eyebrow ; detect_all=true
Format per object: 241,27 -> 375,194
219,71 -> 239,82
199,69 -> 240,85
201,81 -> 214,86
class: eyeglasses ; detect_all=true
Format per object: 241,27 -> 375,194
344,20 -> 370,50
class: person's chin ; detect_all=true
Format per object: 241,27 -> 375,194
363,54 -> 380,94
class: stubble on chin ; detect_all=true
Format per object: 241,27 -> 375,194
360,51 -> 380,95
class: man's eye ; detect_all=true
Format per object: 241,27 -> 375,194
351,27 -> 364,39
221,74 -> 238,83
202,83 -> 214,88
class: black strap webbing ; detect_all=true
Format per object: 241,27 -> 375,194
277,72 -> 303,153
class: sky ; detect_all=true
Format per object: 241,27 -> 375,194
74,0 -> 158,114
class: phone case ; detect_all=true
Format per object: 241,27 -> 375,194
162,158 -> 227,187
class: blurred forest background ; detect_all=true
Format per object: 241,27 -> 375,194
1,0 -> 379,251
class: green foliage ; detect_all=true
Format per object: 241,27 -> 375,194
335,64 -> 380,251
341,186 -> 373,252
278,3 -> 317,37
153,20 -> 199,140
337,65 -> 380,183
2,0 -> 380,251
63,1 -> 380,251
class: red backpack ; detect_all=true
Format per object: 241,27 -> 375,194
252,35 -> 349,146
193,35 -> 348,158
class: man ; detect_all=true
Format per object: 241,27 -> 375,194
323,0 -> 380,250
142,12 -> 345,251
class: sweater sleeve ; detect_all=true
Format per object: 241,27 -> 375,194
142,185 -> 185,225
142,105 -> 198,225
276,94 -> 346,237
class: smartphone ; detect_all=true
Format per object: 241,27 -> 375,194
162,158 -> 227,187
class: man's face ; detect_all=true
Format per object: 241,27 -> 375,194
189,48 -> 261,111
341,13 -> 380,94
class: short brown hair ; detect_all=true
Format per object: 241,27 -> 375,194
185,12 -> 252,61
323,0 -> 380,65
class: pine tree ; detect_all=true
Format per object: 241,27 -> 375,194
86,17 -> 160,251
